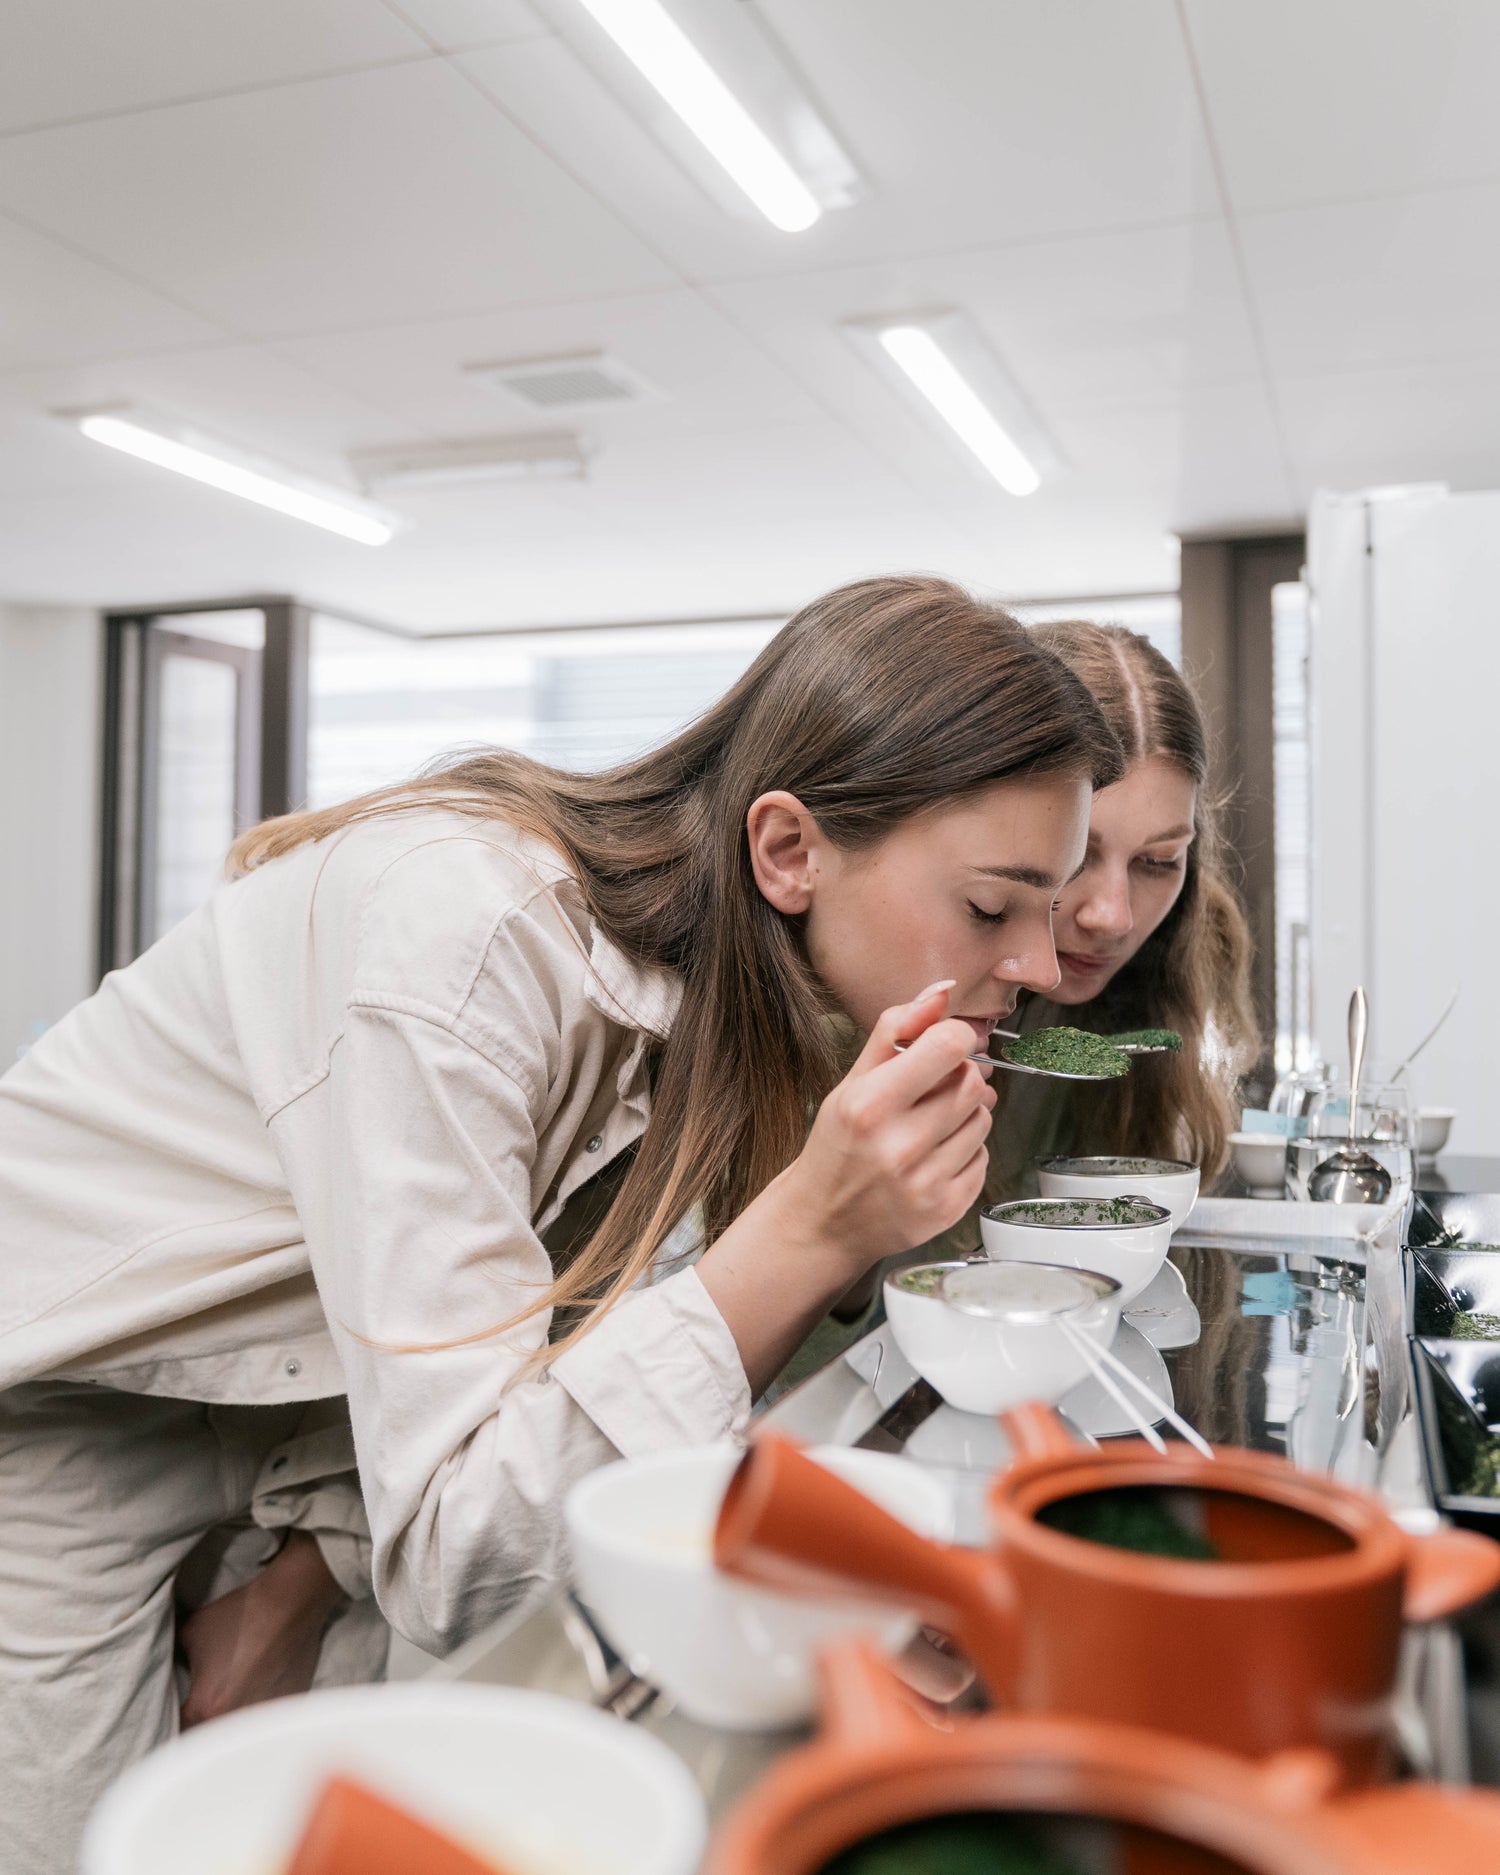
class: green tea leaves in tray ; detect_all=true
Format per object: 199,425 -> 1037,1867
1449,1310 -> 1500,1341
1004,1028 -> 1129,1078
1430,1367 -> 1500,1498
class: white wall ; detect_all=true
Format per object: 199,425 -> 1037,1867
0,605 -> 101,1067
1308,487 -> 1500,1153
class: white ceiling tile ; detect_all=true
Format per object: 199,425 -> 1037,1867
274,287 -> 822,441
1184,0 -> 1500,211
457,36 -> 781,279
0,0 -> 428,136
1241,184 -> 1500,378
382,0 -> 548,53
1279,356 -> 1500,498
705,222 -> 1260,511
0,62 -> 676,337
0,213 -> 223,370
754,0 -> 1220,249
1164,380 -> 1297,534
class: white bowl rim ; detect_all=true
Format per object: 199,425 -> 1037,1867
1418,1106 -> 1457,1119
564,1442 -> 948,1575
1228,1131 -> 1290,1147
1037,1154 -> 1197,1177
81,1681 -> 707,1875
981,1197 -> 1171,1232
887,1259 -> 1121,1321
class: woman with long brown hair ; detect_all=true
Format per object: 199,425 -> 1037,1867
954,618 -> 1259,1216
0,575 -> 1121,1872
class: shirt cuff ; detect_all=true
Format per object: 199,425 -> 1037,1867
313,1528 -> 375,1602
550,1265 -> 750,1455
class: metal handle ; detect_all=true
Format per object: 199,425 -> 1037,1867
1348,987 -> 1369,1138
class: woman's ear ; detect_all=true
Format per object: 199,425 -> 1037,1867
746,791 -> 818,914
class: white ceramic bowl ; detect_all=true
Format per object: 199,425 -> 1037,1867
1229,1130 -> 1289,1195
565,1444 -> 952,1731
884,1260 -> 1122,1416
1037,1154 -> 1200,1232
980,1196 -> 1172,1306
81,1682 -> 705,1875
1417,1107 -> 1456,1160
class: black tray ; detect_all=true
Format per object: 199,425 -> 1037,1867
1410,1335 -> 1500,1531
1409,1189 -> 1500,1250
1408,1247 -> 1500,1338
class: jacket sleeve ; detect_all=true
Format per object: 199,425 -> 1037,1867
279,988 -> 749,1656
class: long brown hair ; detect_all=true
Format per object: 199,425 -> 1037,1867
1023,620 -> 1258,1178
231,577 -> 1123,1362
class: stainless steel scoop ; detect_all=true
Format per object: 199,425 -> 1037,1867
892,1029 -> 1130,1082
1308,988 -> 1393,1204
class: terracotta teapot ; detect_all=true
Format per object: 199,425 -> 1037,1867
715,1403 -> 1500,1783
705,1641 -> 1500,1875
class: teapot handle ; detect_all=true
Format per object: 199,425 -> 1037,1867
1403,1525 -> 1500,1624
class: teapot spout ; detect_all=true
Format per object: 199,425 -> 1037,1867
715,1436 -> 1018,1695
999,1400 -> 1083,1464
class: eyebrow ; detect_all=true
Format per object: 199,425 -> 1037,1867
970,859 -> 1088,889
1145,824 -> 1195,843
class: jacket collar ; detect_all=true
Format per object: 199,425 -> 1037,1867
584,924 -> 682,1041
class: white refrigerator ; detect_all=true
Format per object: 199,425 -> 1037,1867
1307,483 -> 1500,1155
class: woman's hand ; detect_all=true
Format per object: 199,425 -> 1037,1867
177,1531 -> 344,1728
788,981 -> 997,1268
697,981 -> 994,1393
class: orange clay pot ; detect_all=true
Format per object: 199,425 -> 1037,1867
715,1403 -> 1500,1784
704,1641 -> 1500,1875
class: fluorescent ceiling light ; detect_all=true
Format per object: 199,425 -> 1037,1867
72,410 -> 398,546
877,327 -> 1040,497
570,0 -> 823,231
847,310 -> 1061,499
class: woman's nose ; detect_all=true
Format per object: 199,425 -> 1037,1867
1071,871 -> 1133,938
997,933 -> 1063,997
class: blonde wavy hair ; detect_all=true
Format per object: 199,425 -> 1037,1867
1018,620 -> 1259,1181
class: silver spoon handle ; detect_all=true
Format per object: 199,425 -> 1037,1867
1348,987 -> 1369,1133
1390,985 -> 1460,1083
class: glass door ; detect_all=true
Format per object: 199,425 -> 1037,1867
139,627 -> 260,945
99,607 -> 268,968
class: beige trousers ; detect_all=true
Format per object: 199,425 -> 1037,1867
0,1381 -> 390,1875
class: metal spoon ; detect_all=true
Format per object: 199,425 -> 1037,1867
892,1037 -> 1129,1083
1308,987 -> 1393,1204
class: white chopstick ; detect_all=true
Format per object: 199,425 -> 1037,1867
1060,1322 -> 1216,1459
1059,1322 -> 1168,1454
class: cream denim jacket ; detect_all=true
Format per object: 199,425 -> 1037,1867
0,811 -> 750,1651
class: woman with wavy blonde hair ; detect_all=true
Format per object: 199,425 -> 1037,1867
966,618 -> 1259,1207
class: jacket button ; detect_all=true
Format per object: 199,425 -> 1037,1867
586,1134 -> 604,1153
285,1357 -> 301,1377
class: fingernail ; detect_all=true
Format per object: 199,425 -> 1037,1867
914,979 -> 957,1001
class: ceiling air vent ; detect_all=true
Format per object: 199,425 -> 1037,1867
465,350 -> 662,412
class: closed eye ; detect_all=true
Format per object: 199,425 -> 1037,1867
968,902 -> 1008,925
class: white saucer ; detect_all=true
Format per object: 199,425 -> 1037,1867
1122,1258 -> 1202,1350
1058,1320 -> 1173,1439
